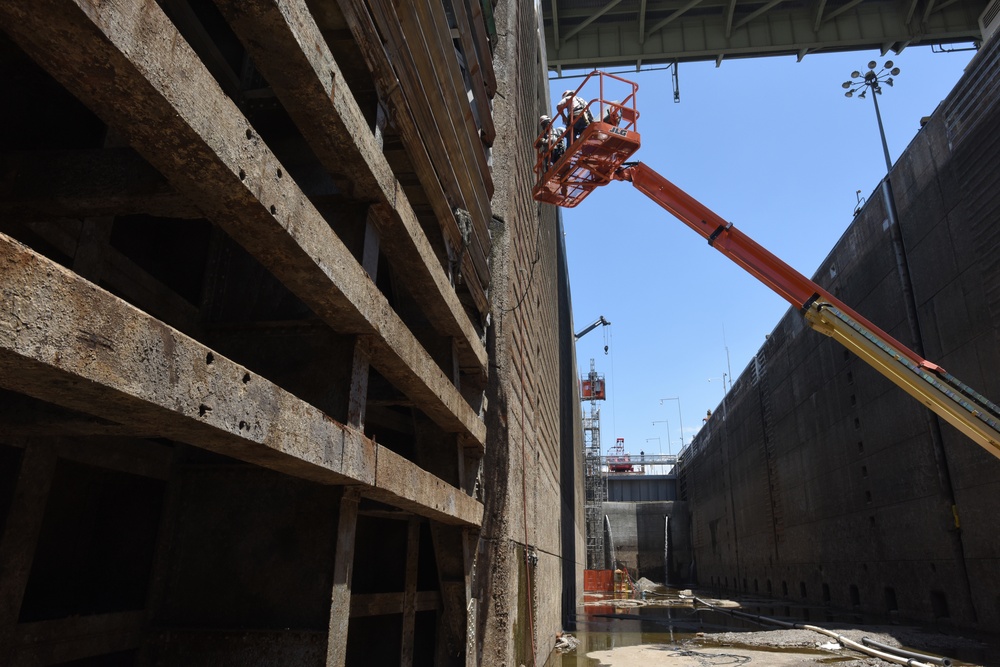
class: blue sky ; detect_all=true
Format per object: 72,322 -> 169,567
550,44 -> 977,458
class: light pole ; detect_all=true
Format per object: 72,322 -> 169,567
844,61 -> 966,596
659,397 -> 685,448
842,60 -> 900,173
652,421 -> 671,454
708,375 -> 728,420
842,61 -> 924,357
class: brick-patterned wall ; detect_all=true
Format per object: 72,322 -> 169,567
473,1 -> 584,666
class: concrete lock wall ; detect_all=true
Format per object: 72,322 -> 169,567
473,3 -> 586,666
602,501 -> 691,585
680,38 -> 1000,632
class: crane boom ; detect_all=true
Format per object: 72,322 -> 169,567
575,315 -> 610,340
613,162 -> 1000,458
533,70 -> 1000,459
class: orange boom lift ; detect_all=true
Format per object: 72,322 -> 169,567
536,71 -> 1000,459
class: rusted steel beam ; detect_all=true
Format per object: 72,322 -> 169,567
0,232 -> 484,527
211,0 -> 487,377
0,0 -> 486,450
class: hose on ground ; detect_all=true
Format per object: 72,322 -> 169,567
690,596 -> 946,667
862,637 -> 952,666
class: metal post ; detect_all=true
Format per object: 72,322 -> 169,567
870,91 -> 893,173
660,397 -> 685,448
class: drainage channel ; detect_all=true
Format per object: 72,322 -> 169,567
547,587 -> 1000,667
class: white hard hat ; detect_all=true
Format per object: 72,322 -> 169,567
562,89 -> 575,98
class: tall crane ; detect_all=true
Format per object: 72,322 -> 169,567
535,71 -> 1000,459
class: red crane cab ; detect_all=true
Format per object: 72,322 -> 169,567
607,437 -> 633,473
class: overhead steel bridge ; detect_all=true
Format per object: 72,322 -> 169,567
541,0 -> 991,73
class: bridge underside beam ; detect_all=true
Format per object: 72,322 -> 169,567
543,0 -> 985,70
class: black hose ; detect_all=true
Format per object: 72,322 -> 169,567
688,596 -> 941,667
861,637 -> 952,666
727,607 -> 797,629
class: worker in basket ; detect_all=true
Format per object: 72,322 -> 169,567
557,89 -> 592,143
534,114 -> 565,170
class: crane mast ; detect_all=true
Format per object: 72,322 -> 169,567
534,71 -> 1000,459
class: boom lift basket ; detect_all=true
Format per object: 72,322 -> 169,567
533,71 -> 641,208
536,70 -> 1000,460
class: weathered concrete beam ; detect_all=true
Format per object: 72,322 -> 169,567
350,590 -> 440,618
144,629 -> 327,663
401,518 -> 420,666
327,487 -> 359,667
4,219 -> 202,336
0,391 -> 149,439
0,148 -> 202,220
0,233 -> 483,528
336,0 -> 493,302
445,0 -> 495,145
9,611 -> 145,666
363,0 -> 494,261
0,444 -> 57,638
2,436 -> 174,481
0,0 -> 485,451
211,0 -> 487,379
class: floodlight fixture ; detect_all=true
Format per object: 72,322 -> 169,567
842,59 -> 903,172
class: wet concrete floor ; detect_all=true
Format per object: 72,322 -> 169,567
547,587 -> 1000,667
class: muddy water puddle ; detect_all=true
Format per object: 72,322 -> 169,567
547,588 -> 1000,667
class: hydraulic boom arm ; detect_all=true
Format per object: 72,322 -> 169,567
575,315 -> 611,340
614,162 -> 1000,459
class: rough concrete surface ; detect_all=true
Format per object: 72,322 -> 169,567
680,35 -> 1000,634
587,626 -> 990,666
587,642 -> 844,666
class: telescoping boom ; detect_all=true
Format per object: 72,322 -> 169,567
575,315 -> 610,341
534,71 -> 1000,459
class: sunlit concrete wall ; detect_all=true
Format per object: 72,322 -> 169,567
679,37 -> 1000,632
603,501 -> 692,585
472,2 -> 585,666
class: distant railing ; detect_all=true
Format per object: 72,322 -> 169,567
601,453 -> 677,472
